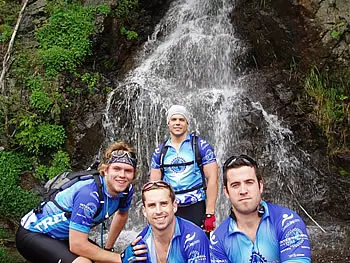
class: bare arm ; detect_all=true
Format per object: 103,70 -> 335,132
149,168 -> 162,181
69,229 -> 122,263
104,210 -> 128,250
203,162 -> 218,214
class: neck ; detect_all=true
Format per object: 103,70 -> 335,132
152,218 -> 175,243
170,132 -> 188,145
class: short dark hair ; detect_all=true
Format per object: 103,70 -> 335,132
223,154 -> 261,187
141,181 -> 176,205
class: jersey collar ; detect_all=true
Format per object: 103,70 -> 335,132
228,201 -> 269,234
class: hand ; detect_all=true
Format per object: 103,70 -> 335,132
121,236 -> 148,263
201,213 -> 216,232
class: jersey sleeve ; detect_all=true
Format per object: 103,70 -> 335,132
151,144 -> 163,169
198,137 -> 217,165
210,233 -> 232,263
118,184 -> 134,212
69,186 -> 100,233
183,229 -> 211,263
276,209 -> 311,263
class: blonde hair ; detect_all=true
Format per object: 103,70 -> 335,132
98,141 -> 138,177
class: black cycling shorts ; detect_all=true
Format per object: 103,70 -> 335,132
175,200 -> 205,227
16,225 -> 79,263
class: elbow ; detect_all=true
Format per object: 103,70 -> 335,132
69,240 -> 84,255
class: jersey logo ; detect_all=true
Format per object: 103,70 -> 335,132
170,157 -> 187,173
249,251 -> 267,263
184,232 -> 196,245
84,202 -> 98,219
284,227 -> 304,248
282,213 -> 294,227
210,234 -> 218,245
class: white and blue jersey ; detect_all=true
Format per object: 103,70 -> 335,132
20,176 -> 133,239
136,217 -> 210,262
151,134 -> 216,206
210,201 -> 311,263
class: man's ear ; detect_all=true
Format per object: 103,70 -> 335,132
224,186 -> 229,199
142,206 -> 147,217
173,201 -> 178,213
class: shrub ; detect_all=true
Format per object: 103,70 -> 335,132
0,151 -> 39,219
15,115 -> 66,155
304,67 -> 349,151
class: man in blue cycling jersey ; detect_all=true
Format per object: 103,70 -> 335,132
16,141 -> 147,263
150,104 -> 218,234
210,154 -> 311,263
122,180 -> 210,263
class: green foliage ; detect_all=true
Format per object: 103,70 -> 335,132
0,151 -> 39,219
0,245 -> 24,263
81,72 -> 100,94
30,88 -> 53,113
0,1 -> 20,42
120,26 -> 138,40
35,150 -> 71,181
36,4 -> 97,77
330,21 -> 345,39
115,0 -> 139,18
304,67 -> 349,151
0,23 -> 13,42
15,115 -> 66,154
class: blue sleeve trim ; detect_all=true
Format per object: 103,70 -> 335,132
69,221 -> 90,234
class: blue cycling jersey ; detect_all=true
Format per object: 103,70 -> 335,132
20,176 -> 133,239
210,201 -> 311,263
151,134 -> 216,206
133,217 -> 210,262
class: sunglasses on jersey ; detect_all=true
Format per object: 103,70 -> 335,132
142,180 -> 172,193
223,154 -> 258,172
107,150 -> 137,168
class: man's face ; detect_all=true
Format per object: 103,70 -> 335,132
142,188 -> 177,231
224,166 -> 263,217
104,162 -> 134,197
168,114 -> 188,137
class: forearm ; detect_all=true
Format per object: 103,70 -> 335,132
205,176 -> 218,214
104,211 -> 128,249
203,162 -> 218,214
70,230 -> 122,263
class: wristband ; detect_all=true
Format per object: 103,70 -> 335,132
104,247 -> 114,252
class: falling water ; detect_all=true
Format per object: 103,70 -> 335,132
97,0 -> 348,255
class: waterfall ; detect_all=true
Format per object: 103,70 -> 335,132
97,0 -> 347,254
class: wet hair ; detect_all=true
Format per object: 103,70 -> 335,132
223,156 -> 261,187
98,141 -> 138,177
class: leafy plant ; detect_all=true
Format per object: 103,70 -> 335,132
36,4 -> 98,77
115,0 -> 139,18
30,88 -> 53,113
304,67 -> 349,151
81,72 -> 100,94
15,115 -> 66,155
120,26 -> 138,40
0,151 -> 39,219
330,21 -> 345,39
35,150 -> 71,181
0,23 -> 13,42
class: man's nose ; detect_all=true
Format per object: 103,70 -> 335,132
239,184 -> 248,194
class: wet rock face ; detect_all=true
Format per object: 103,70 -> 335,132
67,0 -> 173,169
228,0 -> 350,261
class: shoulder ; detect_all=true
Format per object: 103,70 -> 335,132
177,217 -> 208,241
212,217 -> 231,239
266,202 -> 307,229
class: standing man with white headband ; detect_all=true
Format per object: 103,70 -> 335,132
150,104 -> 219,235
16,141 -> 147,263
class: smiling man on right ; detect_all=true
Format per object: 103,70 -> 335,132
210,154 -> 311,263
